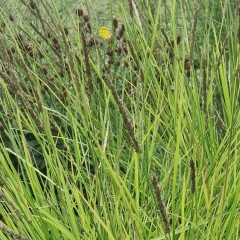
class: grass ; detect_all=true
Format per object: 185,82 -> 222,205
0,0 -> 239,239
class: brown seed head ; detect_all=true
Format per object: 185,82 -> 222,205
0,22 -> 6,32
176,36 -> 181,44
52,37 -> 58,44
19,105 -> 24,111
115,47 -> 122,55
150,173 -> 170,233
53,43 -> 60,51
51,126 -> 58,133
190,159 -> 196,193
10,46 -> 16,53
88,38 -> 95,47
87,22 -> 92,32
133,65 -> 138,71
107,48 -> 113,57
7,49 -> 12,57
113,18 -> 118,29
64,27 -> 69,36
118,25 -> 125,39
41,66 -> 48,75
123,46 -> 128,54
124,61 -> 129,68
49,76 -> 55,81
83,15 -> 89,22
28,51 -> 33,57
76,8 -> 83,17
30,0 -> 36,9
0,122 -> 4,132
24,43 -> 31,51
9,15 -> 14,22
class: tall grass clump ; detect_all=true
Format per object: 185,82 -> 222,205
0,0 -> 239,239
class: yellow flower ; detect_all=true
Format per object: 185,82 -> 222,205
99,27 -> 111,39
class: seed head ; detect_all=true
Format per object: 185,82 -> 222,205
41,66 -> 48,75
83,15 -> 89,22
133,65 -> 138,71
124,61 -> 129,68
87,22 -> 92,32
76,8 -> 83,17
176,36 -> 181,44
30,0 -> 36,10
151,173 -> 170,233
113,18 -> 118,29
51,126 -> 58,133
49,76 -> 55,81
9,15 -> 14,22
0,122 -> 4,132
118,25 -> 125,39
7,49 -> 12,57
52,37 -> 58,44
87,38 -> 95,47
10,46 -> 16,53
0,22 -> 6,32
107,48 -> 113,57
190,159 -> 196,193
28,51 -> 33,57
115,47 -> 122,55
23,43 -> 31,51
53,43 -> 60,52
64,27 -> 69,36
123,46 -> 128,54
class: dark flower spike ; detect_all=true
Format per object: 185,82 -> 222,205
113,18 -> 118,29
76,8 -> 83,17
151,174 -> 170,233
190,159 -> 196,193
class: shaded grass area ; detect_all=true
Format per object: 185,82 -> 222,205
0,0 -> 239,239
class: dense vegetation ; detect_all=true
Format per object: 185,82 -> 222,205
0,0 -> 239,239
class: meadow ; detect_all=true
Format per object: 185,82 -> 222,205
0,0 -> 239,239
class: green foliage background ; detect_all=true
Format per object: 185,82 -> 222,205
0,0 -> 239,239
